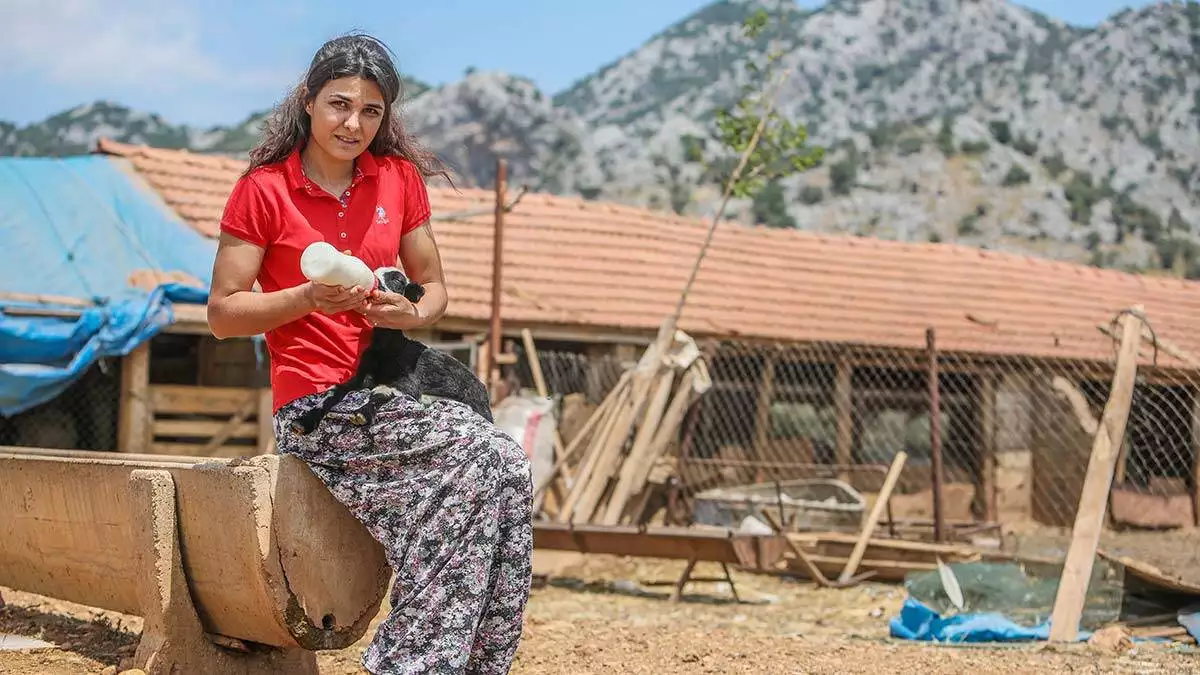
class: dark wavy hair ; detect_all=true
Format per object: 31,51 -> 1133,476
245,32 -> 450,183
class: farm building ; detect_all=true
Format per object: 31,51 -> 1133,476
4,138 -> 1200,531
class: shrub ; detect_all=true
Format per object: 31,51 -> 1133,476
1002,165 -> 1032,186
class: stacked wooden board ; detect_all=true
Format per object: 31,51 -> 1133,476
536,322 -> 711,526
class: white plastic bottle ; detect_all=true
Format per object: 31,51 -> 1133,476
299,241 -> 376,288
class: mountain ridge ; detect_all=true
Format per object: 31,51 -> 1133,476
4,0 -> 1199,277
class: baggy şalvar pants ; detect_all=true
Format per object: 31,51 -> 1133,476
273,387 -> 533,674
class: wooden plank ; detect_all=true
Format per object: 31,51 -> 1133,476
150,442 -> 256,458
0,291 -> 93,307
532,522 -> 750,564
118,343 -> 152,453
599,368 -> 677,524
615,368 -> 701,524
556,381 -> 633,521
533,371 -> 631,503
786,555 -> 940,582
521,328 -> 571,510
567,376 -> 649,523
196,393 -> 258,454
1048,306 -> 1145,643
153,419 -> 259,440
839,451 -> 907,582
787,531 -> 980,556
150,385 -> 260,415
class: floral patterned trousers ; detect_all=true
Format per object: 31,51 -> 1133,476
273,388 -> 533,674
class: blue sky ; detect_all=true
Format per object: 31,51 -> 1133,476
0,0 -> 1158,128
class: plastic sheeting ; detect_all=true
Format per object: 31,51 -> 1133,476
889,597 -> 1091,643
0,155 -> 216,416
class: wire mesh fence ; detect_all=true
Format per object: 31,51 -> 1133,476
0,358 -> 122,452
7,310 -> 1200,535
511,315 -> 1200,534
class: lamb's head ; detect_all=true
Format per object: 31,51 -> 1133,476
373,266 -> 425,303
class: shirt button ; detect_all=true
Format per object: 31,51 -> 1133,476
340,232 -> 347,239
338,211 -> 345,218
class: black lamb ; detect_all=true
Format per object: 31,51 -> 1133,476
289,267 -> 493,435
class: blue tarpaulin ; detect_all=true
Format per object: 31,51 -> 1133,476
890,597 -> 1091,643
0,154 -> 216,416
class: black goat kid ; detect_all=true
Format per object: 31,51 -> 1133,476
289,267 -> 493,436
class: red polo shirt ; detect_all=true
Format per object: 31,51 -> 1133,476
218,147 -> 431,412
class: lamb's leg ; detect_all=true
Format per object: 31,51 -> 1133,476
290,381 -> 358,435
347,384 -> 404,428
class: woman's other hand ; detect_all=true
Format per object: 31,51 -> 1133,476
307,282 -> 371,315
360,290 -> 424,330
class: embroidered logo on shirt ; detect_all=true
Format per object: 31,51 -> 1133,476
375,206 -> 389,225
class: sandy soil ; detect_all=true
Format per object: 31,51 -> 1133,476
2,551 -> 1198,675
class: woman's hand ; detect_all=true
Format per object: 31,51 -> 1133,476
359,290 -> 426,330
306,282 -> 371,316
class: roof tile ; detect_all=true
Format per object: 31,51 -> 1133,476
94,138 -> 1200,364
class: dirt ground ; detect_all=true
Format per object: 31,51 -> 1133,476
3,550 -> 1200,674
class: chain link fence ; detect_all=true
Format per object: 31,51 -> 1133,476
510,317 -> 1200,535
8,313 -> 1200,535
0,358 -> 122,452
1,331 -> 270,456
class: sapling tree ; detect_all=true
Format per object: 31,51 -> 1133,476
661,7 -> 824,337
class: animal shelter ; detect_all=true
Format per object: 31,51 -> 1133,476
6,140 -> 1200,535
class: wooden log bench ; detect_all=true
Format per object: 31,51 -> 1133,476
0,446 -> 390,674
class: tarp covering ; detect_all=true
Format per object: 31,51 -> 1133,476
889,596 -> 1091,643
0,155 -> 215,416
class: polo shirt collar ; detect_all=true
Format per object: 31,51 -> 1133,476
285,144 -> 380,192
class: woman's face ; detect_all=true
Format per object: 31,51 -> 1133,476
305,75 -> 386,162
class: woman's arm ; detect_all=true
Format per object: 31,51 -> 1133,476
206,233 -> 370,339
400,222 -> 449,324
362,221 -> 448,329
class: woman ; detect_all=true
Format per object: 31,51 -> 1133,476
206,33 -> 532,674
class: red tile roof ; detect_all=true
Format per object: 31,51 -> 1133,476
95,138 -> 1200,365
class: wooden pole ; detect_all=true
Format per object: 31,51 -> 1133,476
978,374 -> 997,522
834,355 -> 853,482
118,342 -> 152,453
927,328 -> 945,543
486,158 -> 507,392
1048,306 -> 1145,642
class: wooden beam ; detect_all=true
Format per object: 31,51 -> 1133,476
976,374 -> 998,522
750,354 -> 777,483
834,356 -> 853,481
1048,306 -> 1145,643
521,328 -> 571,513
118,343 -> 152,453
839,451 -> 907,583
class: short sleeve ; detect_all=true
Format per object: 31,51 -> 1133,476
219,174 -> 275,247
400,163 -> 432,236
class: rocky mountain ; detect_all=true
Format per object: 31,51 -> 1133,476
4,0 -> 1200,276
402,71 -> 603,193
0,77 -> 431,158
